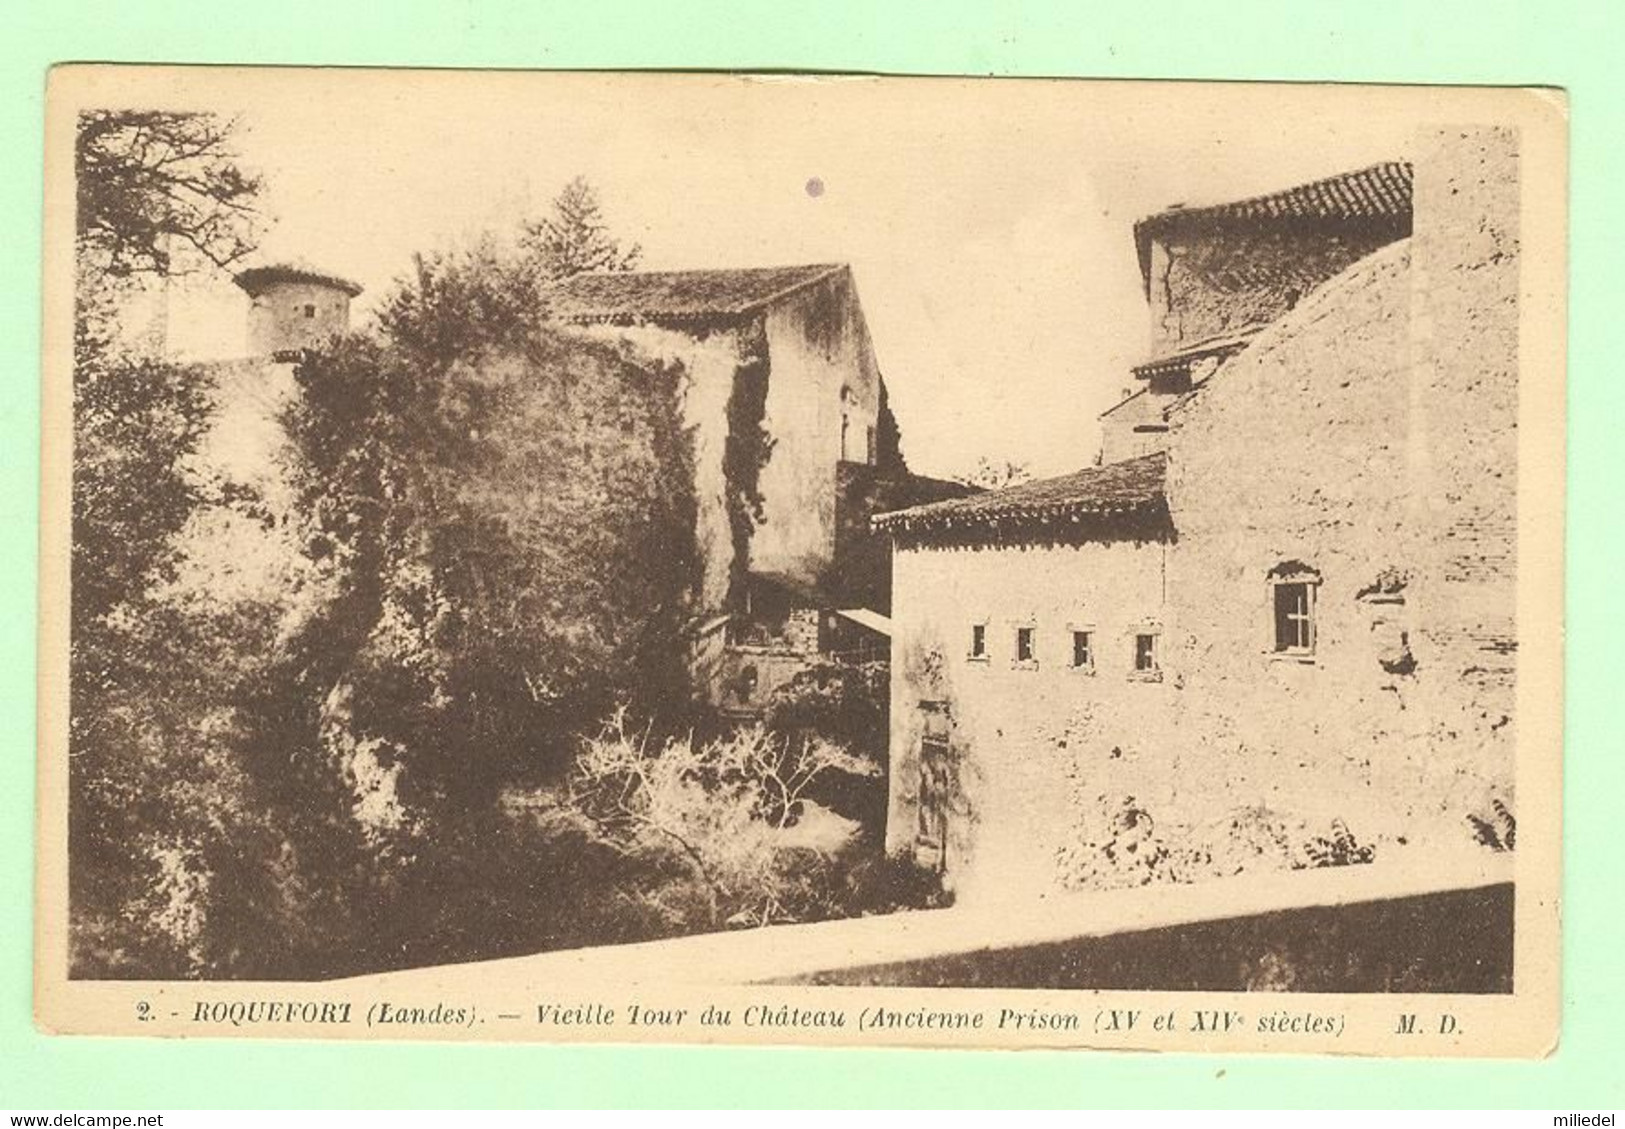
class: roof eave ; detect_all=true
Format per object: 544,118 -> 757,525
558,308 -> 757,327
233,265 -> 364,298
1131,160 -> 1413,295
547,262 -> 848,325
876,498 -> 1173,544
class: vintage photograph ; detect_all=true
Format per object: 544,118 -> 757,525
36,68 -> 1565,1052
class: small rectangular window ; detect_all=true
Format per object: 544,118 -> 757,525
969,623 -> 987,659
1015,626 -> 1035,663
1273,581 -> 1315,652
1134,633 -> 1158,672
1071,630 -> 1094,670
303,303 -> 317,318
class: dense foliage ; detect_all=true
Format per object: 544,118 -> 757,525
69,113 -> 301,976
282,244 -> 702,826
67,149 -> 925,978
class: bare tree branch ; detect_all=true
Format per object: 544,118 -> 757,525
76,109 -> 265,280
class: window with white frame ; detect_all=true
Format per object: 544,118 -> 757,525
1268,563 -> 1321,657
1274,582 -> 1314,652
1133,631 -> 1159,674
968,621 -> 988,661
1014,625 -> 1036,666
1070,629 -> 1094,671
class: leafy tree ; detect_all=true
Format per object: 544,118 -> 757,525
766,658 -> 889,753
70,305 -> 213,629
70,108 -> 263,630
521,176 -> 641,281
67,110 -> 304,977
282,240 -> 700,841
75,110 -> 262,279
68,301 -> 219,974
874,381 -> 907,472
69,108 -> 260,613
381,240 -> 549,360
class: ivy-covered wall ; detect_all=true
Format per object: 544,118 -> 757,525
568,319 -> 747,613
568,266 -> 889,619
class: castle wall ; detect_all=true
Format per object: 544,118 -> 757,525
1161,241 -> 1437,845
563,269 -> 884,617
1161,128 -> 1519,858
1407,126 -> 1521,737
1098,421 -> 1170,466
1098,380 -> 1184,465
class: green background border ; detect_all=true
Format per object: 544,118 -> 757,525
3,0 -> 1615,1109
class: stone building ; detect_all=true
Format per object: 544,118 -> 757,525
189,262 -> 365,497
234,263 -> 364,359
877,129 -> 1519,905
548,264 -> 969,715
194,258 -> 965,718
150,262 -> 366,624
1099,161 -> 1413,465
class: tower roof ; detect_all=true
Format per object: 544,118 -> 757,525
547,264 -> 845,323
233,262 -> 364,299
1133,160 -> 1413,294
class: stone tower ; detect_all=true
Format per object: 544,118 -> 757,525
233,263 -> 363,358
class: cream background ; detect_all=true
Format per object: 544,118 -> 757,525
36,68 -> 1567,1058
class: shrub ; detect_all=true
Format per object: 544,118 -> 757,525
1055,798 -> 1379,892
765,658 -> 891,832
281,253 -> 702,834
565,713 -> 880,928
1054,795 -> 1175,890
765,658 -> 889,751
836,849 -> 953,916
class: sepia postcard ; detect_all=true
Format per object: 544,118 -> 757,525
36,65 -> 1566,1055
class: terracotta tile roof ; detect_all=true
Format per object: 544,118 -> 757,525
234,262 -> 363,298
874,451 -> 1169,541
1135,160 -> 1412,291
548,264 -> 846,323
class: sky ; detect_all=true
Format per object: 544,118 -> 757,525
104,70 -> 1426,480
